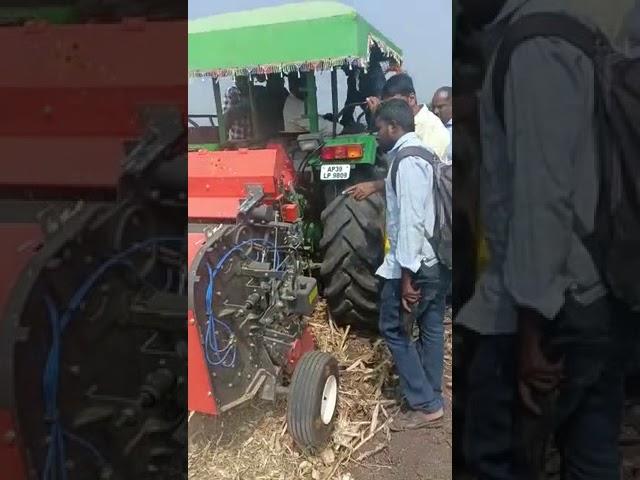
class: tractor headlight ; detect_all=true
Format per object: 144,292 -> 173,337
297,133 -> 323,152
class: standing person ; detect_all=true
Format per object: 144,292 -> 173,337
223,77 -> 252,141
456,0 -> 636,478
367,73 -> 450,160
372,99 -> 451,431
348,73 -> 450,199
432,86 -> 453,138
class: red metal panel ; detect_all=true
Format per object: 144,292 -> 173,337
188,197 -> 243,221
0,138 -> 123,188
188,148 -> 279,198
1,88 -> 184,137
188,309 -> 217,415
0,226 -> 42,480
188,233 -> 217,415
0,20 -> 187,189
188,148 -> 287,221
285,326 -> 317,374
0,411 -> 28,480
1,20 -> 185,88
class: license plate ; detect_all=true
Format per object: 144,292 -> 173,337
320,164 -> 351,181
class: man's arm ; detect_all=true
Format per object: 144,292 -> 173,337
503,38 -> 593,412
503,38 -> 593,321
344,180 -> 385,200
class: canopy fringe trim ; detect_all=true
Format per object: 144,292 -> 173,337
188,37 -> 401,79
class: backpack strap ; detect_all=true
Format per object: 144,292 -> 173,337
390,146 -> 436,194
492,12 -> 609,128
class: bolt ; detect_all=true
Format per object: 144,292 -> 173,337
69,365 -> 81,376
190,318 -> 196,325
207,391 -> 212,397
228,383 -> 233,388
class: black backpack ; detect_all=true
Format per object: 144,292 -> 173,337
492,13 -> 640,311
391,146 -> 453,269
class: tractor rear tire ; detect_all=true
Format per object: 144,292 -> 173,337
287,351 -> 339,450
320,190 -> 385,331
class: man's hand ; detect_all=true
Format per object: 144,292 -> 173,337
401,270 -> 421,313
343,181 -> 383,201
366,96 -> 382,114
517,308 -> 563,415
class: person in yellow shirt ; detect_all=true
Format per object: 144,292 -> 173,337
370,73 -> 450,159
347,73 -> 450,201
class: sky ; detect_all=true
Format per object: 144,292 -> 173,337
188,0 -> 452,117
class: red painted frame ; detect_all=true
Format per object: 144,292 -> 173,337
188,143 -> 295,221
0,19 -> 186,190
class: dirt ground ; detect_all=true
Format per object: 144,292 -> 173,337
188,305 -> 453,480
349,405 -> 452,480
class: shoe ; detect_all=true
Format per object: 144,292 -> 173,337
389,407 -> 444,432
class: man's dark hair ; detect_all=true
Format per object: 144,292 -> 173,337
381,73 -> 416,99
376,98 -> 415,132
436,86 -> 452,99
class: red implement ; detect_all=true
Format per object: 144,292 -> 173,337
0,19 -> 186,192
188,144 -> 295,221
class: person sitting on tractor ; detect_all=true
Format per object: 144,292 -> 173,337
223,76 -> 252,140
283,73 -> 341,136
253,74 -> 289,140
340,47 -> 387,132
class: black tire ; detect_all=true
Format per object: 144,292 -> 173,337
320,189 -> 385,330
287,351 -> 339,450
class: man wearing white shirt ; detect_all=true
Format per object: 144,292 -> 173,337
372,99 -> 450,431
348,74 -> 450,200
283,74 -> 341,136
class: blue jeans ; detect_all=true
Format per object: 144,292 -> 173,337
378,263 -> 451,413
464,296 -> 629,480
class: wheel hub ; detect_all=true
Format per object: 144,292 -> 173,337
320,375 -> 338,425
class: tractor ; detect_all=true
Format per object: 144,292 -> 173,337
0,3 -> 187,479
188,0 -> 403,330
187,1 -> 403,449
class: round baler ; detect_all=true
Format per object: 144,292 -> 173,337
187,145 -> 340,449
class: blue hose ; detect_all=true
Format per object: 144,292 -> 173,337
42,237 -> 183,480
202,238 -> 284,368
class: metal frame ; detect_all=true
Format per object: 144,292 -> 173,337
212,78 -> 227,144
304,72 -> 319,134
331,68 -> 339,137
188,114 -> 218,128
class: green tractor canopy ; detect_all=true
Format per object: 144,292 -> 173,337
188,1 -> 402,77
